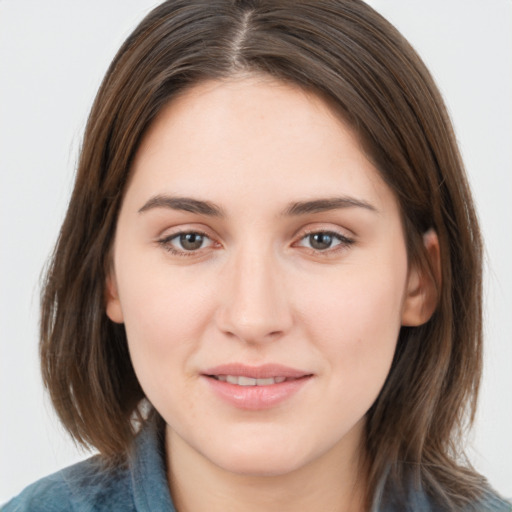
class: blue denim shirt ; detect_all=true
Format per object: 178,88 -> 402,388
2,420 -> 510,512
1,420 -> 175,512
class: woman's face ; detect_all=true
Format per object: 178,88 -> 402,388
107,76 -> 429,477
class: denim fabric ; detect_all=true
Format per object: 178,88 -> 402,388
1,420 -> 175,512
2,420 -> 510,512
370,470 -> 512,512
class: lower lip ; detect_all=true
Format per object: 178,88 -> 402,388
203,376 -> 312,410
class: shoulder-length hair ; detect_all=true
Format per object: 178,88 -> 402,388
40,0 -> 485,508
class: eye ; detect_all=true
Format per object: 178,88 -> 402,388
159,231 -> 214,255
297,231 -> 354,252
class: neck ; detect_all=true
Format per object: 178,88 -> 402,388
165,424 -> 368,512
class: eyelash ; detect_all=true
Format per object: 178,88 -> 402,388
157,229 -> 355,257
158,230 -> 214,257
295,230 -> 355,255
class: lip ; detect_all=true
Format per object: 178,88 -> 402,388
203,363 -> 310,380
202,363 -> 313,410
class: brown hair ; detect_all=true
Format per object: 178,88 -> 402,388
40,0 -> 485,508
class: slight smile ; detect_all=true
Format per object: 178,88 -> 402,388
202,364 -> 314,410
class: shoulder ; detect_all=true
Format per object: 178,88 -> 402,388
1,416 -> 174,512
1,468 -> 70,512
1,456 -> 135,512
375,473 -> 512,512
470,490 -> 512,512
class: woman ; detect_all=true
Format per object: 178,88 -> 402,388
2,1 -> 510,510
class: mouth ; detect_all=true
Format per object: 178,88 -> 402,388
202,364 -> 313,409
209,375 -> 289,386
203,363 -> 312,384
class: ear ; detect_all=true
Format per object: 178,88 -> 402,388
105,270 -> 124,324
401,229 -> 441,327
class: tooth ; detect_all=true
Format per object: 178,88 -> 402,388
219,375 -> 288,386
238,376 -> 257,386
256,378 -> 275,386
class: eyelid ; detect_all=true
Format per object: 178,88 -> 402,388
293,222 -> 355,241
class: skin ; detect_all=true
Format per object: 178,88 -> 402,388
106,76 -> 438,512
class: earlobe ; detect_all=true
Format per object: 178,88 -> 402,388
105,271 -> 124,324
401,229 -> 441,327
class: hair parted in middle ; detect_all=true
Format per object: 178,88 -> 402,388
40,0 -> 484,508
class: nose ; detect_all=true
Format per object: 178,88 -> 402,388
215,246 -> 293,344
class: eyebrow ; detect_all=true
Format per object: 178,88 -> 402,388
283,197 -> 378,216
138,195 -> 225,217
138,194 -> 377,217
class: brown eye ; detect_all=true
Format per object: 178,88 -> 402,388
159,231 -> 214,255
296,231 -> 354,253
179,233 -> 205,251
308,233 -> 334,250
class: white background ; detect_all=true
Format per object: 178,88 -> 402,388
1,0 -> 511,504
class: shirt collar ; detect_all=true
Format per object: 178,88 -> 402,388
131,415 -> 176,512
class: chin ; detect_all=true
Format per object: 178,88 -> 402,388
207,441 -> 313,478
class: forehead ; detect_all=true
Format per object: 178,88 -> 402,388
127,76 -> 397,216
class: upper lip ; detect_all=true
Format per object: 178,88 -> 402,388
202,363 -> 311,379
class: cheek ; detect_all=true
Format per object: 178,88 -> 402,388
114,254 -> 217,386
297,257 -> 407,388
